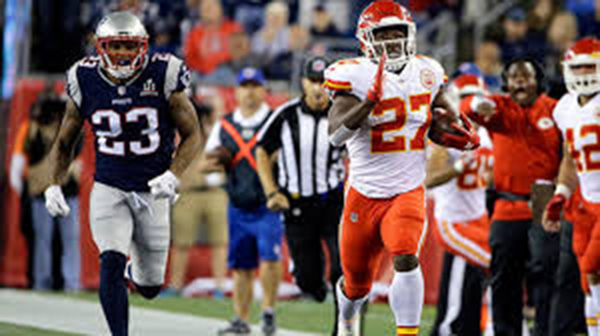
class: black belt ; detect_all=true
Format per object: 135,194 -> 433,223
496,191 -> 530,202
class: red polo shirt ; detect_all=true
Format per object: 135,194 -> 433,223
464,94 -> 561,221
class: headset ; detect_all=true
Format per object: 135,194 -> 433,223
501,57 -> 546,94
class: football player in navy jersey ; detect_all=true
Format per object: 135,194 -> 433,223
43,12 -> 201,336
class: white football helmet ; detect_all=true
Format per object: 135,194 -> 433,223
356,0 -> 416,72
95,11 -> 149,79
562,37 -> 600,96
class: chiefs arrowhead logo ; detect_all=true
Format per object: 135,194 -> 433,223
421,69 -> 435,89
537,117 -> 555,130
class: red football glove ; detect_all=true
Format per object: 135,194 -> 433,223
543,193 -> 567,232
544,194 -> 567,222
367,51 -> 387,102
436,112 -> 481,150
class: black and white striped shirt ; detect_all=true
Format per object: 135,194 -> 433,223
257,97 -> 345,198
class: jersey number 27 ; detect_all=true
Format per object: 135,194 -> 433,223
92,108 -> 159,156
371,93 -> 431,153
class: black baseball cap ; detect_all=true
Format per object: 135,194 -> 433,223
303,56 -> 330,81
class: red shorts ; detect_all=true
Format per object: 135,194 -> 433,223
340,185 -> 427,298
434,214 -> 491,268
566,190 -> 600,293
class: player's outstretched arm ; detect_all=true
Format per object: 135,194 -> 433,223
46,99 -> 84,186
168,91 -> 202,177
542,142 -> 578,232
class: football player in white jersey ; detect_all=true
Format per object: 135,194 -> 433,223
544,36 -> 600,335
427,72 -> 494,335
323,1 -> 480,335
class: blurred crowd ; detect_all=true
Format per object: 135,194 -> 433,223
25,0 -> 600,91
32,0 -> 334,83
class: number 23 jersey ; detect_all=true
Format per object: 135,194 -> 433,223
553,93 -> 600,203
324,56 -> 447,198
66,53 -> 190,191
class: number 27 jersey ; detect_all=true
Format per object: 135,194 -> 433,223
324,56 -> 447,198
66,53 -> 190,191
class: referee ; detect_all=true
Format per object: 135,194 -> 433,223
255,56 -> 345,336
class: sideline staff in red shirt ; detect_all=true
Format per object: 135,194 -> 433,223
464,58 -> 561,336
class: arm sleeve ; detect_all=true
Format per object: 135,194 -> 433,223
256,109 -> 285,155
204,120 -> 222,152
66,63 -> 82,109
164,55 -> 191,98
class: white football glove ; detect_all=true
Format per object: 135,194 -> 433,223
44,185 -> 70,217
148,170 -> 180,201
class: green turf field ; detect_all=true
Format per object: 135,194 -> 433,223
64,291 -> 436,335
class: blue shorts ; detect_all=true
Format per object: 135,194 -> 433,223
227,205 -> 283,270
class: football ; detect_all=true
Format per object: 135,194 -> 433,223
206,146 -> 233,167
428,107 -> 463,143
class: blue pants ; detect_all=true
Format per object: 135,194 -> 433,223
31,196 -> 81,290
227,205 -> 283,270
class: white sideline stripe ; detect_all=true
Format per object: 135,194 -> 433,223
0,289 -> 316,336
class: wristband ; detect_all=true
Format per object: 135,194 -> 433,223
555,183 -> 572,199
329,124 -> 357,147
267,191 -> 279,199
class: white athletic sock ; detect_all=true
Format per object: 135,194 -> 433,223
592,284 -> 600,311
336,278 -> 368,321
586,295 -> 598,336
389,267 -> 424,335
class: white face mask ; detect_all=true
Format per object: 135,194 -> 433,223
357,21 -> 417,72
563,60 -> 600,96
97,38 -> 148,79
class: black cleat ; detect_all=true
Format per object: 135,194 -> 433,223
217,318 -> 251,335
261,311 -> 277,336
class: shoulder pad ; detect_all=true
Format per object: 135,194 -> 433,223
65,57 -> 100,108
160,53 -> 191,98
415,55 -> 448,86
324,58 -> 371,99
